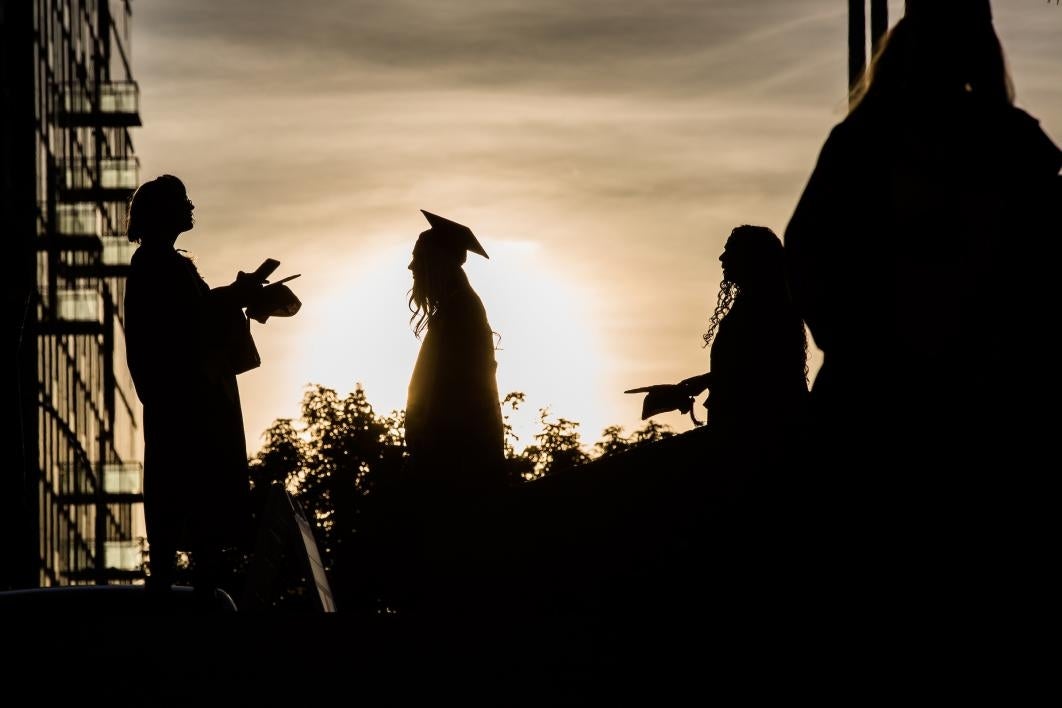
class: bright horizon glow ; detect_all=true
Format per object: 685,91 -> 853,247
134,0 -> 1061,455
254,237 -> 610,450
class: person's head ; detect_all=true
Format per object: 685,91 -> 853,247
408,231 -> 465,334
704,225 -> 786,348
719,225 -> 786,290
851,3 -> 1014,112
408,212 -> 488,337
126,174 -> 194,244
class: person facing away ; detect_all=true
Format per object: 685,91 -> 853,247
124,174 -> 266,601
783,1 -> 1060,589
786,1 -> 1060,455
679,225 -> 809,434
404,210 -> 505,489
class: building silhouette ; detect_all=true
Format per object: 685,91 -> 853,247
1,0 -> 144,588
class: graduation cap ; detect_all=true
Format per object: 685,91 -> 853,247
417,210 -> 489,263
247,274 -> 302,324
624,384 -> 704,426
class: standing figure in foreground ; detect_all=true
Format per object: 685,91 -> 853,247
679,225 -> 808,435
405,210 -> 505,487
787,1 -> 1060,444
784,1 -> 1060,591
377,210 -> 505,613
124,175 -> 264,601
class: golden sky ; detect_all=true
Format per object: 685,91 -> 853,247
131,0 -> 1062,452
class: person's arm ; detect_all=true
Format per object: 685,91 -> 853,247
210,270 -> 266,310
678,372 -> 712,396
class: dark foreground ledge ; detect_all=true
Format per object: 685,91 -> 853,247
0,584 -> 237,613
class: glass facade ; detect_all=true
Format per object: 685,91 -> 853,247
2,0 -> 144,587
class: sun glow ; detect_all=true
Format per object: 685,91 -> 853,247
292,239 -> 609,450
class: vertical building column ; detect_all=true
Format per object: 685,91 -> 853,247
0,0 -> 43,590
851,0 -> 892,107
871,0 -> 889,54
848,0 -> 867,100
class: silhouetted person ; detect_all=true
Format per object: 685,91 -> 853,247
376,210 -> 505,615
679,225 -> 809,434
124,175 -> 265,605
784,1 -> 1060,596
405,210 -> 505,488
670,225 -> 809,605
568,225 -> 811,625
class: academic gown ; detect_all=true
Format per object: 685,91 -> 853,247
705,294 -> 809,433
404,269 -> 505,491
125,244 -> 252,553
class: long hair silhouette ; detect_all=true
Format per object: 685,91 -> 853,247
703,225 -> 791,350
850,11 -> 1013,112
407,245 -> 462,338
704,225 -> 807,384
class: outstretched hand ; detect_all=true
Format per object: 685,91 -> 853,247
678,373 -> 712,396
230,270 -> 268,308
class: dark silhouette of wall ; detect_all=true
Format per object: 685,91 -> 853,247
1,0 -> 41,591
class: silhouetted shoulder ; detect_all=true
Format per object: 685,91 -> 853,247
129,243 -> 180,274
801,117 -> 879,187
818,119 -> 863,158
128,244 -> 156,271
1001,107 -> 1062,175
128,247 -> 171,292
438,276 -> 491,331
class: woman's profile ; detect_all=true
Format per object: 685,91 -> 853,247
369,210 -> 506,615
618,224 -> 809,534
123,174 -> 267,603
622,223 -> 809,437
679,225 -> 809,434
404,210 -> 505,487
565,225 -> 809,620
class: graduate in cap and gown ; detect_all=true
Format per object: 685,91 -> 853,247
405,210 -> 505,488
367,211 -> 507,614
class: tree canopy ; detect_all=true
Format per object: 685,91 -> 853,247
246,383 -> 673,610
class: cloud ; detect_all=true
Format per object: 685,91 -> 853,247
135,0 -> 844,97
130,1 -> 1061,449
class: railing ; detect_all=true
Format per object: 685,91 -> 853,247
99,82 -> 140,114
103,462 -> 144,496
57,461 -> 99,498
101,236 -> 136,266
62,159 -> 94,193
44,207 -> 135,275
56,203 -> 103,238
99,157 -> 139,191
59,81 -> 141,126
56,459 -> 144,510
59,157 -> 139,197
103,539 -> 146,571
56,289 -> 104,322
